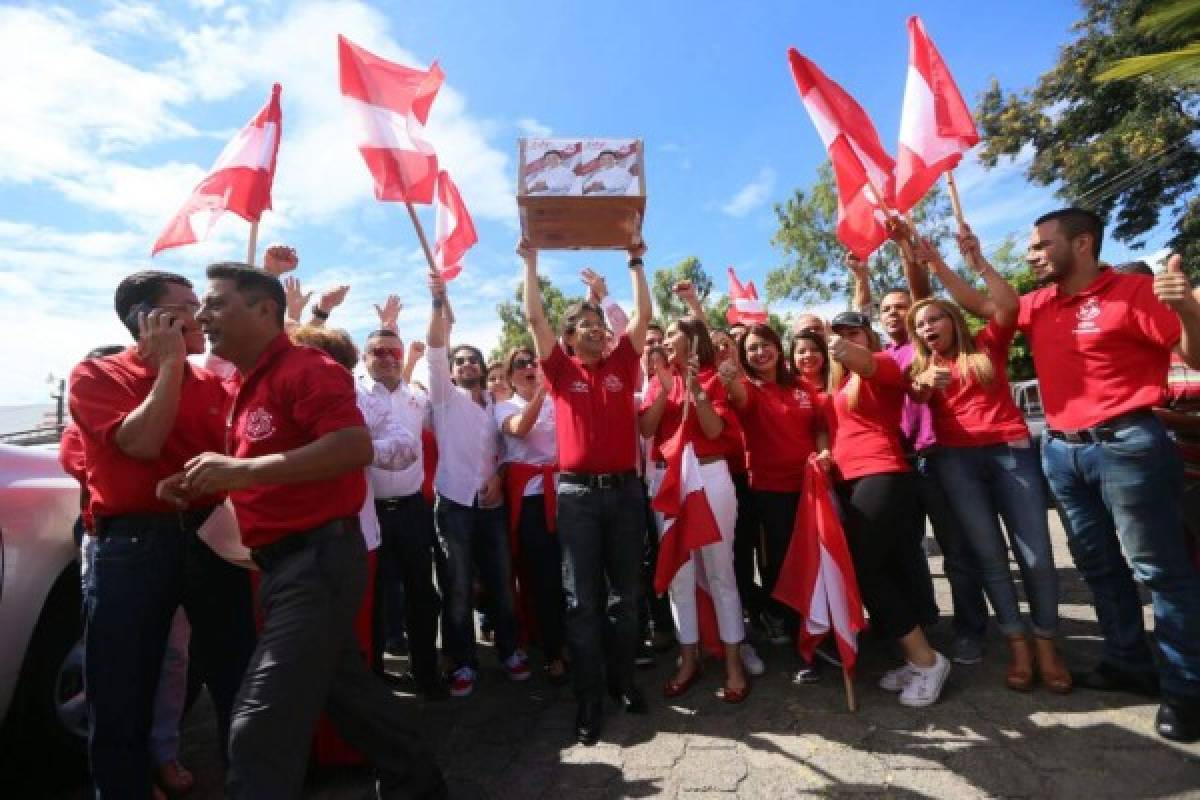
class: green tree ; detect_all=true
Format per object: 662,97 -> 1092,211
976,0 -> 1200,277
766,162 -> 953,307
651,256 -> 714,323
492,276 -> 582,360
1098,0 -> 1200,86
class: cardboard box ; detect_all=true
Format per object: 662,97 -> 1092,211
517,137 -> 646,249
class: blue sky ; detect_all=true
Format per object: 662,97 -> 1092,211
0,0 -> 1173,406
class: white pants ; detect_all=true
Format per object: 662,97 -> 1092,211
651,459 -> 745,645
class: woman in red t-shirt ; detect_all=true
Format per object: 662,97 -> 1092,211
827,311 -> 950,707
790,329 -> 836,441
721,324 -> 830,681
908,297 -> 1069,694
640,317 -> 750,703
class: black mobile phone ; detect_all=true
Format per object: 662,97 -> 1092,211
122,301 -> 155,338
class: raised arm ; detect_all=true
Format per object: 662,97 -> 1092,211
625,238 -> 652,352
583,268 -> 629,337
957,226 -> 1018,327
426,272 -> 449,349
674,280 -> 707,325
915,236 -> 993,320
827,334 -> 878,378
845,254 -> 873,313
1155,254 -> 1200,370
403,340 -> 425,385
519,238 -> 557,359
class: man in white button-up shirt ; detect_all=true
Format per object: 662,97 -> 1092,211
360,328 -> 447,699
426,273 -> 528,698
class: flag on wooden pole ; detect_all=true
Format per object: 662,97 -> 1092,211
433,171 -> 477,281
725,267 -> 769,326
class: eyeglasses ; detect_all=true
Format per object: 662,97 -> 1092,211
512,357 -> 536,370
453,355 -> 482,366
367,347 -> 404,359
159,302 -> 201,315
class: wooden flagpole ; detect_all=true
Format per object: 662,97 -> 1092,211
945,171 -> 967,229
864,175 -> 918,264
404,200 -> 440,275
842,666 -> 857,713
246,220 -> 260,266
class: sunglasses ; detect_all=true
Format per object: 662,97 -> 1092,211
367,347 -> 404,359
512,357 -> 536,370
454,355 -> 482,366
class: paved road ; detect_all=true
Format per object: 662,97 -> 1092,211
43,514 -> 1200,797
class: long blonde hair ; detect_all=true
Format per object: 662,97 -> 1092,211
828,324 -> 882,412
906,298 -> 995,388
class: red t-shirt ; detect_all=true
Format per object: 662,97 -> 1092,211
58,423 -> 92,532
542,335 -> 640,474
831,353 -> 911,481
1016,269 -> 1179,430
67,348 -> 228,519
225,333 -> 367,548
735,379 -> 822,492
926,321 -> 1029,447
640,366 -> 743,463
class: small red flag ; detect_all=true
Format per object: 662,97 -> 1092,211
787,49 -> 895,260
338,35 -> 443,204
895,16 -> 980,213
152,84 -> 282,256
433,171 -> 477,281
725,266 -> 769,326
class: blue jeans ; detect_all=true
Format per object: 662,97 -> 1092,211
434,496 -> 518,669
933,443 -> 1060,638
1042,414 -> 1200,699
84,510 -> 255,799
556,477 -> 646,701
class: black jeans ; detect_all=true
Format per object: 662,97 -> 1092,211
837,472 -> 924,640
227,518 -> 444,799
751,489 -> 802,630
638,478 -> 674,640
557,477 -> 646,701
375,494 -> 442,686
516,494 -> 566,659
732,472 -> 765,620
84,509 -> 255,799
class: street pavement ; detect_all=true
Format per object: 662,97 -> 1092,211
66,513 -> 1200,797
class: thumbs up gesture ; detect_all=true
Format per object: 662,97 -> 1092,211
1153,255 -> 1198,313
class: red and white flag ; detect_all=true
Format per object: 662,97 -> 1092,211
725,266 -> 768,326
895,16 -> 980,214
338,35 -> 444,204
433,171 -> 477,281
152,84 -> 282,256
773,457 -> 866,675
787,49 -> 895,260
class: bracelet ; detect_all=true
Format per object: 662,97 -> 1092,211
311,307 -> 330,321
628,257 -> 644,269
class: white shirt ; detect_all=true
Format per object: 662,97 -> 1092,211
361,378 -> 431,499
532,164 -> 577,195
495,394 -> 557,495
356,386 -> 419,550
427,345 -> 501,507
588,165 -> 633,195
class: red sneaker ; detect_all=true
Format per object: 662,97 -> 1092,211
449,667 -> 477,697
504,650 -> 532,682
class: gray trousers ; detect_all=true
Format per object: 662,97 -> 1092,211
226,518 -> 445,800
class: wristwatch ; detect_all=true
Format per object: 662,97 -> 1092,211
693,390 -> 708,402
628,257 -> 644,268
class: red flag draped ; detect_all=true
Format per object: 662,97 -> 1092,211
652,434 -> 722,595
786,49 -> 895,260
338,35 -> 444,204
773,457 -> 866,676
725,267 -> 769,326
433,171 -> 477,281
152,84 -> 282,256
895,16 -> 980,213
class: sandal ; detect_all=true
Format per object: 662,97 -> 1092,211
717,682 -> 751,704
663,664 -> 703,699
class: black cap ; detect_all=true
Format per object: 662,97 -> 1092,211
830,310 -> 870,330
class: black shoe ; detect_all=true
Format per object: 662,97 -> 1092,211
1071,663 -> 1160,698
609,685 -> 648,715
635,642 -> 657,669
418,679 -> 450,701
575,699 -> 602,746
1157,697 -> 1200,743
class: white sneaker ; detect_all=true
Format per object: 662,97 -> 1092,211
879,663 -> 918,692
503,650 -> 532,682
739,643 -> 765,676
898,653 -> 951,707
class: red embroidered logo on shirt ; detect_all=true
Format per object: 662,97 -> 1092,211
603,374 -> 624,392
793,389 -> 812,407
243,407 -> 276,442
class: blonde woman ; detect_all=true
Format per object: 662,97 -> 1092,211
908,290 -> 1070,694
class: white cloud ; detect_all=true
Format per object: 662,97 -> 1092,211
721,168 -> 776,218
516,118 -> 552,138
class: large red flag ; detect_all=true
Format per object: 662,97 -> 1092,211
433,171 -> 477,281
773,457 -> 866,676
895,16 -> 980,213
152,84 -> 282,256
787,49 -> 895,260
338,35 -> 443,204
725,267 -> 769,326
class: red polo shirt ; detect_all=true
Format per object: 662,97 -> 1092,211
67,348 -> 228,521
735,378 -> 822,492
1016,269 -> 1179,431
926,321 -> 1029,447
542,335 -> 640,474
225,333 -> 367,548
640,366 -> 743,463
831,353 -> 911,481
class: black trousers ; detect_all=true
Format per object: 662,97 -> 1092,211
516,494 -> 566,659
375,494 -> 442,686
731,472 -> 765,619
751,488 -> 803,629
837,472 -> 924,641
227,519 -> 444,799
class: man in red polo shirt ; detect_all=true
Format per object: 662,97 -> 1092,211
161,264 -> 445,798
520,237 -> 652,746
67,271 -> 256,798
